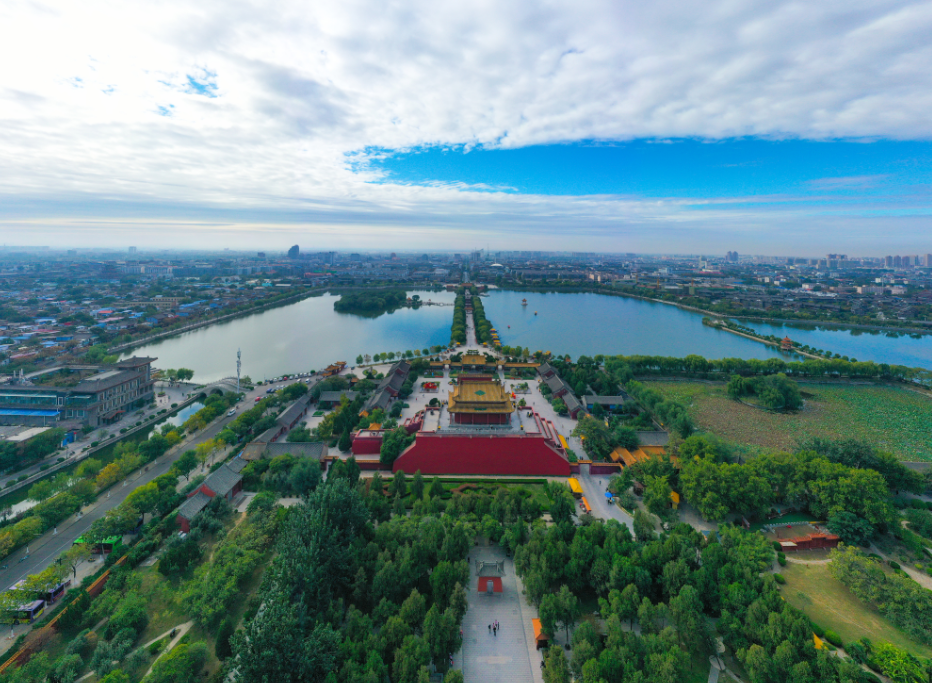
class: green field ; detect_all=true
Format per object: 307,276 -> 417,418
780,562 -> 932,658
645,381 -> 932,460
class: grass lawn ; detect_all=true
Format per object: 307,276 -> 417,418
779,562 -> 932,658
645,382 -> 932,460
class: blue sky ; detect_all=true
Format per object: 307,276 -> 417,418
368,139 -> 932,203
1,0 -> 931,253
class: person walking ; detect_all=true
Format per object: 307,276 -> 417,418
488,624 -> 491,634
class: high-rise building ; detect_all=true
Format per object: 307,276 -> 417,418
893,256 -> 902,268
925,254 -> 932,267
128,246 -> 137,254
287,245 -> 299,259
884,255 -> 893,268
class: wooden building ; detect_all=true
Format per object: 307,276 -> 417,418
448,380 -> 514,425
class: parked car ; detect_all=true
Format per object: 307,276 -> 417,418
227,408 -> 236,416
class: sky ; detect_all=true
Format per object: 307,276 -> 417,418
1,0 -> 931,255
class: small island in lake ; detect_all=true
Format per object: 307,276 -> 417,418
333,289 -> 413,316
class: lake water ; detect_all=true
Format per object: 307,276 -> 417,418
481,291 -> 789,361
123,288 -> 932,380
741,320 -> 932,370
125,291 -> 458,383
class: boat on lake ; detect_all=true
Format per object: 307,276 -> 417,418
521,299 -> 528,306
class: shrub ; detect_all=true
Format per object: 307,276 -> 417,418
823,630 -> 843,647
810,620 -> 825,637
888,559 -> 901,570
773,541 -> 781,551
777,554 -> 787,567
773,573 -> 786,584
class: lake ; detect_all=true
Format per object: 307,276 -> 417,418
125,290 -> 458,383
741,320 -> 932,370
481,291 -> 790,361
124,288 -> 932,381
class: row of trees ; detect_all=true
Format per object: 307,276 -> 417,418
0,422 -> 183,561
604,353 -> 929,384
355,348 -> 440,365
450,291 -> 467,344
469,289 -> 496,345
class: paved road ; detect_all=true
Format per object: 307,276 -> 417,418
0,382 -> 190,494
0,375 -> 299,589
577,464 -> 634,532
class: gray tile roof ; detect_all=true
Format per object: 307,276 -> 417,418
583,395 -> 629,406
264,441 -> 327,460
225,457 -> 248,474
563,392 -> 585,416
544,374 -> 567,393
318,390 -> 358,404
178,491 -> 211,520
635,431 -> 669,446
277,394 -> 312,427
203,463 -> 242,498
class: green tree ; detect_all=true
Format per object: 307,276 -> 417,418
60,543 -> 92,581
171,450 -> 198,481
338,428 -> 352,453
643,475 -> 672,517
555,585 -> 579,643
429,476 -> 444,498
827,511 -> 875,545
392,635 -> 430,683
543,646 -> 570,683
411,470 -> 425,500
871,642 -> 926,683
390,470 -> 407,498
215,618 -> 235,660
548,485 -> 575,525
380,426 -> 414,466
633,509 -> 654,541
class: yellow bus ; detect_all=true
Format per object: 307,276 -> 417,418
580,497 -> 592,515
567,478 -> 583,499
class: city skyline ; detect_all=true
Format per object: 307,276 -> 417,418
1,0 -> 931,252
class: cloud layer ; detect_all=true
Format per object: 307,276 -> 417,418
1,0 -> 931,250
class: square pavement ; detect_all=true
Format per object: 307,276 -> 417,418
453,546 -> 544,683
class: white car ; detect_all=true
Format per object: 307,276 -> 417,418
228,408 -> 236,416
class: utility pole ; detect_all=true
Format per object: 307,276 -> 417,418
236,348 -> 241,394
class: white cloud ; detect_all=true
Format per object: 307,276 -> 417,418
0,0 -> 930,248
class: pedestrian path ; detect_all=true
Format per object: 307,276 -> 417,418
455,545 -> 540,683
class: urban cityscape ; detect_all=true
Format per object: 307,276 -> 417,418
2,0 -> 932,682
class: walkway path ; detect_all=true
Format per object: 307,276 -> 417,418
456,545 -> 543,683
577,465 -> 634,532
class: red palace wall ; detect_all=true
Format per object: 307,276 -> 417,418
392,432 -> 571,476
352,432 -> 384,455
450,413 -> 511,425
